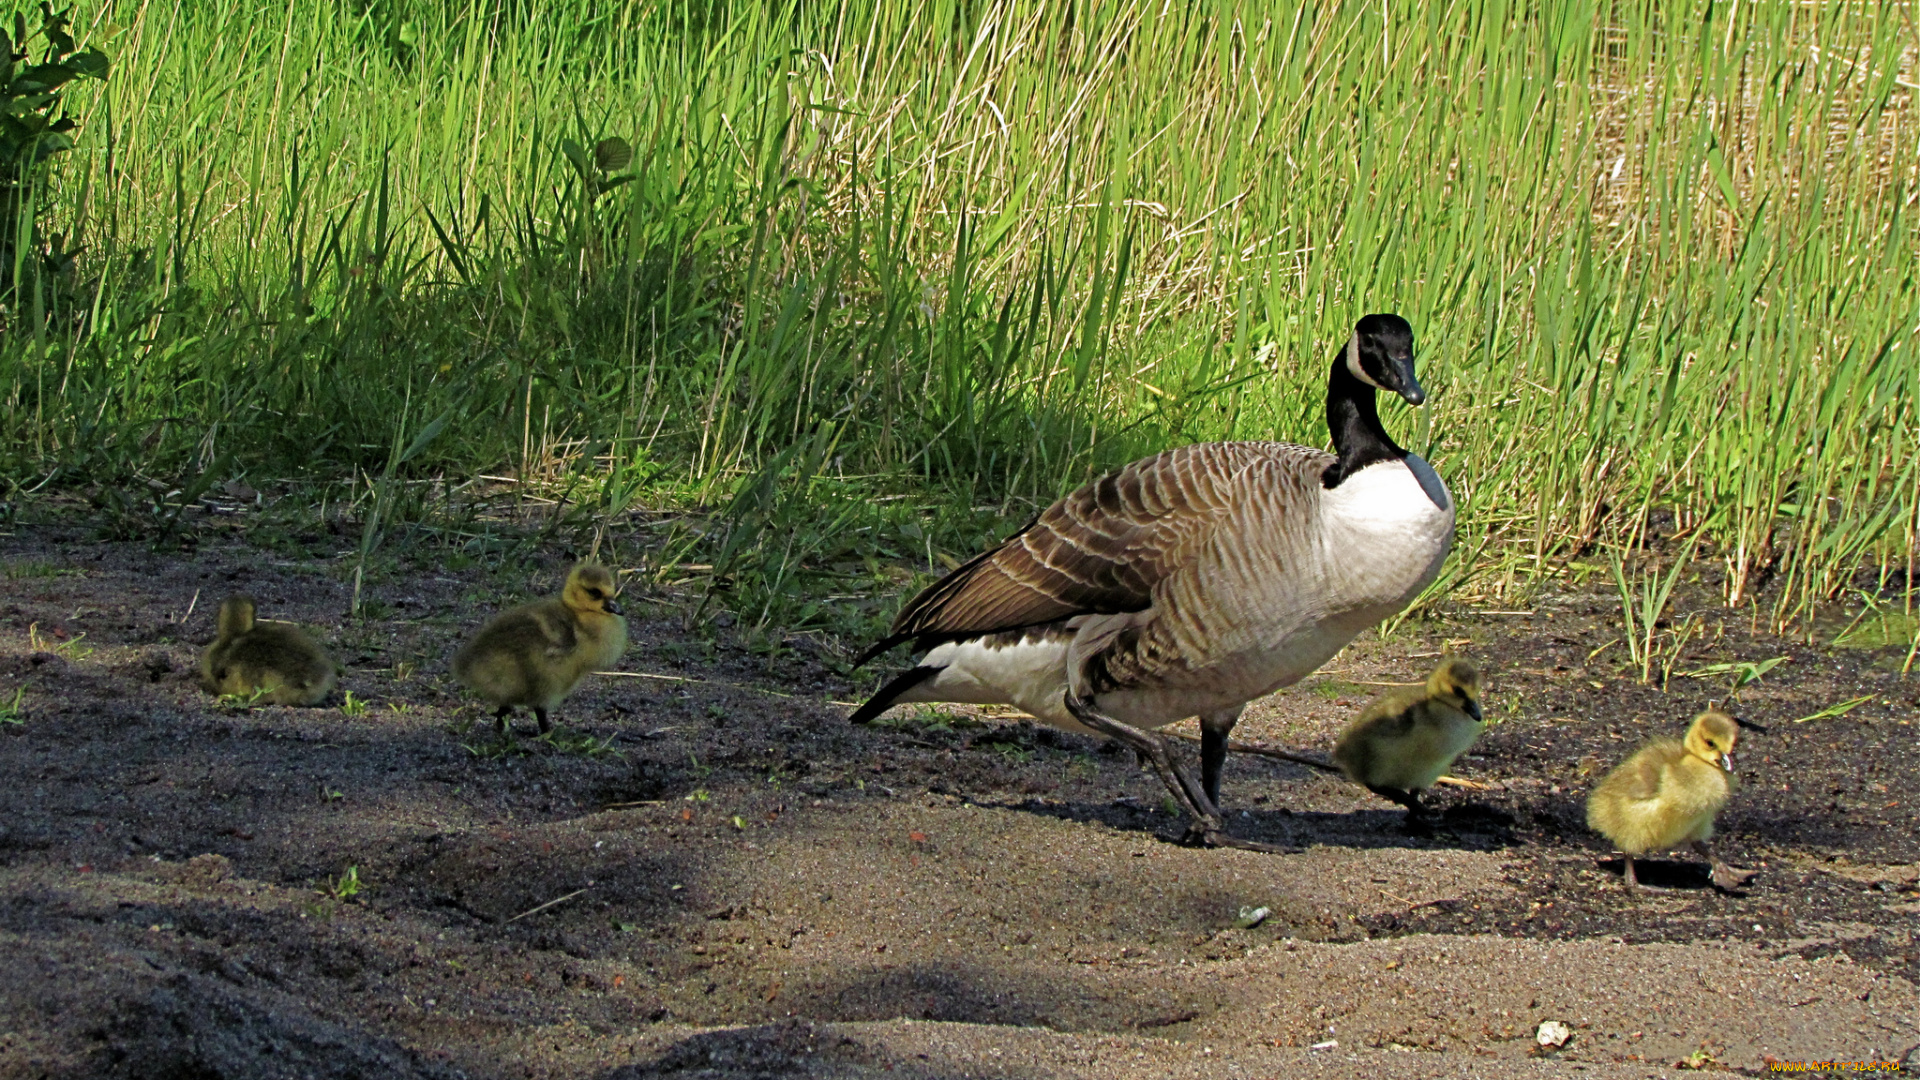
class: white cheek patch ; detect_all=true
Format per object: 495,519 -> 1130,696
1346,333 -> 1382,388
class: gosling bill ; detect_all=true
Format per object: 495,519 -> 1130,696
1331,658 -> 1485,829
1586,707 -> 1756,893
452,562 -> 628,735
199,595 -> 339,706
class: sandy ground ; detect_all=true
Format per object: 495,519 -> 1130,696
0,518 -> 1915,1078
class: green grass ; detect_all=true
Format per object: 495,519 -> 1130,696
4,0 -> 1916,641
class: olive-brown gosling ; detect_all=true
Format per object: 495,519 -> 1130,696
198,595 -> 338,706
452,562 -> 627,735
1586,707 -> 1757,893
1331,658 -> 1485,829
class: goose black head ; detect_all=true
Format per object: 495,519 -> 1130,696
1347,313 -> 1424,406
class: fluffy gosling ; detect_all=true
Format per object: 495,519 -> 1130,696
452,562 -> 627,735
1331,658 -> 1484,829
1586,707 -> 1757,893
198,595 -> 338,706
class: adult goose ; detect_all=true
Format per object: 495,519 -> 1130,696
850,313 -> 1454,850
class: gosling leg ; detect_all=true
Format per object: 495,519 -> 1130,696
494,705 -> 514,736
1695,840 -> 1757,892
534,707 -> 552,735
1619,854 -> 1675,893
1363,784 -> 1431,834
1065,695 -> 1287,853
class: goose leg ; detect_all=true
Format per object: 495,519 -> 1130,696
534,707 -> 553,735
494,706 -> 514,735
1065,695 -> 1288,853
1694,840 -> 1756,892
1198,707 -> 1244,807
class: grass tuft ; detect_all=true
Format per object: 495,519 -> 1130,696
3,0 -> 1915,636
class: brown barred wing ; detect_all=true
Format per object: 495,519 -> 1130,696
864,442 -> 1328,660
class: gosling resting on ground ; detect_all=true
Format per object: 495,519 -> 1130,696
1586,707 -> 1755,893
1331,658 -> 1484,829
198,595 -> 338,706
452,563 -> 627,735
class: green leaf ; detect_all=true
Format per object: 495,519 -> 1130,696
559,137 -> 591,179
13,62 -> 79,94
66,48 -> 107,80
398,409 -> 451,464
1704,142 -> 1740,213
1793,695 -> 1873,724
593,136 -> 631,172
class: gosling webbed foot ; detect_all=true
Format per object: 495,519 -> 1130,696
1696,841 -> 1757,892
1709,863 -> 1758,892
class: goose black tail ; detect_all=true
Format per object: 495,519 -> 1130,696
848,665 -> 941,725
852,633 -> 915,669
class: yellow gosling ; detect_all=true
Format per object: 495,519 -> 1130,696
1331,658 -> 1485,829
1586,707 -> 1757,893
198,595 -> 338,707
452,563 -> 627,735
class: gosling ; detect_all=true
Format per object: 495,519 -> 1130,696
1331,658 -> 1484,829
1586,707 -> 1757,893
452,562 -> 627,735
198,595 -> 338,706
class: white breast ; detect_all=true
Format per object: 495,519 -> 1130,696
1318,454 -> 1455,609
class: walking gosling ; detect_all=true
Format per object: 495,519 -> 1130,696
452,563 -> 627,735
1331,658 -> 1484,828
199,595 -> 338,706
1586,707 -> 1757,892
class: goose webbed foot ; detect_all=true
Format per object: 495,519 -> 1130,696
1065,695 -> 1290,853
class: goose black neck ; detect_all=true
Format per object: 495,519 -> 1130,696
1321,351 -> 1407,489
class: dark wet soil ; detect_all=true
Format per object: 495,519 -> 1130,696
1,511 -> 1916,1078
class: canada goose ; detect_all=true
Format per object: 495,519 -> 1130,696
198,595 -> 338,706
1332,658 -> 1484,829
850,314 -> 1454,850
452,563 -> 628,735
1586,707 -> 1761,892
